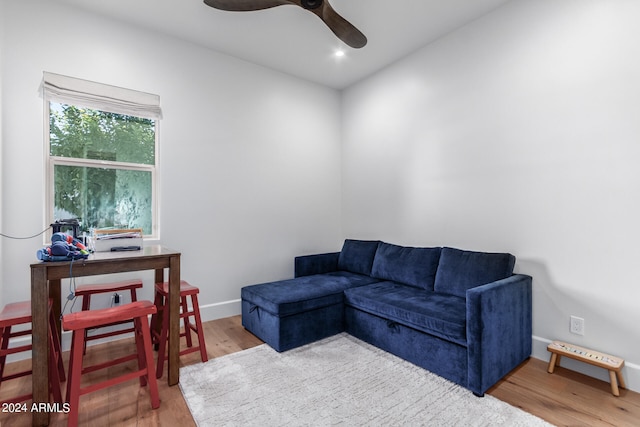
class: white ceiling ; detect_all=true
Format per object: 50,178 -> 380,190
54,0 -> 512,89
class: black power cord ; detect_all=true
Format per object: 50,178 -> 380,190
0,227 -> 51,239
1,225 -> 82,316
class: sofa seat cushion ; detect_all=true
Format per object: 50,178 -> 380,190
434,247 -> 516,298
241,272 -> 380,317
344,282 -> 467,346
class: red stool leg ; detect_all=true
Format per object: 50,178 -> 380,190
150,289 -> 164,350
190,293 -> 208,363
47,327 -> 63,404
134,317 -> 148,388
137,317 -> 160,408
0,326 -> 10,385
49,308 -> 66,382
66,329 -> 86,426
181,296 -> 193,348
155,296 -> 170,379
81,294 -> 91,312
81,294 -> 91,355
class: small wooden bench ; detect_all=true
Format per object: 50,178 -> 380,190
547,340 -> 626,396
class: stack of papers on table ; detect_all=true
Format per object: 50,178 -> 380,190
94,228 -> 143,252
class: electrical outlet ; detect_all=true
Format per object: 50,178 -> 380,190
570,315 -> 585,335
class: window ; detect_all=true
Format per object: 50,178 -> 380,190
42,73 -> 162,238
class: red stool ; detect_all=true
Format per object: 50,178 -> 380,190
0,300 -> 64,405
63,300 -> 160,426
74,280 -> 143,354
151,280 -> 208,379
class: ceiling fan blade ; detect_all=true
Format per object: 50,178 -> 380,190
203,0 -> 291,11
204,0 -> 367,49
314,1 -> 367,48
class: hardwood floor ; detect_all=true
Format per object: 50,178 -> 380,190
1,315 -> 638,426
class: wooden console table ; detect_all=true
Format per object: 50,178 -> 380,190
30,245 -> 181,426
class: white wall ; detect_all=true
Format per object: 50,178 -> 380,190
1,0 -> 342,322
342,0 -> 640,391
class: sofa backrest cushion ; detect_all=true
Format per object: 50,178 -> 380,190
434,247 -> 516,298
338,239 -> 380,276
371,242 -> 441,290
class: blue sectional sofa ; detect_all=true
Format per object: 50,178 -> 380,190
241,239 -> 532,396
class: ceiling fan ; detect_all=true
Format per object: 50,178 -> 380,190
203,0 -> 367,49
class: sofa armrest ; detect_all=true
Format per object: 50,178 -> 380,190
294,252 -> 340,278
466,274 -> 532,396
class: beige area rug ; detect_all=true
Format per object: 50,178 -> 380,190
180,333 -> 552,426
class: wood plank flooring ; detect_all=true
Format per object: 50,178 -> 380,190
1,315 -> 638,426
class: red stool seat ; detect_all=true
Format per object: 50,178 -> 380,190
74,280 -> 143,298
151,280 -> 208,379
63,300 -> 160,426
74,280 -> 143,354
0,300 -> 64,405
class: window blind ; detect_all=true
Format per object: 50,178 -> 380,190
41,72 -> 162,120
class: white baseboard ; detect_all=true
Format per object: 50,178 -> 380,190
199,298 -> 242,323
532,335 -> 639,393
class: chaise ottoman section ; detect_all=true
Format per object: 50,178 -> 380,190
242,271 -> 379,352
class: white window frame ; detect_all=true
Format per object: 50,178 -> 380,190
42,72 -> 161,239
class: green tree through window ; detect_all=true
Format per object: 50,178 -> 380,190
49,103 -> 156,235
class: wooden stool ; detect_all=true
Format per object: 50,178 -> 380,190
74,280 -> 143,354
547,340 -> 626,396
0,300 -> 64,405
63,301 -> 160,426
151,280 -> 208,379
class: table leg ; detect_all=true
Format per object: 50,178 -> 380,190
153,269 -> 164,345
50,279 -> 61,342
167,255 -> 180,386
31,267 -> 50,426
154,268 -> 164,285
